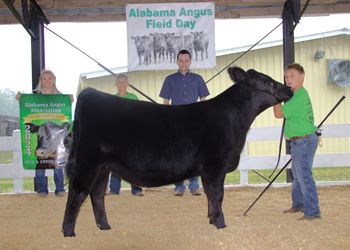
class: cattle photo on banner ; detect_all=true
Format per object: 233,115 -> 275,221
126,2 -> 215,71
19,94 -> 72,170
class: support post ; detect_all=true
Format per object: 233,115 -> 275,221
31,16 -> 45,91
282,0 -> 296,183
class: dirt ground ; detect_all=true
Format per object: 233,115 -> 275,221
0,185 -> 349,250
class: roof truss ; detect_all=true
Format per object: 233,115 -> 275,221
1,0 -> 350,24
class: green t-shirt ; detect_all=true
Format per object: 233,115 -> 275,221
281,87 -> 317,138
115,92 -> 139,100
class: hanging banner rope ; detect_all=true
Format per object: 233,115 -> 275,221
44,26 -> 157,104
205,21 -> 283,84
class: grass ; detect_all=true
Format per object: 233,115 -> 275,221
0,151 -> 13,164
0,151 -> 64,193
0,151 -> 349,193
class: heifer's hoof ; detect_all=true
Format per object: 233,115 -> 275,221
208,216 -> 214,225
215,219 -> 227,229
97,223 -> 111,230
62,229 -> 76,237
216,224 -> 227,229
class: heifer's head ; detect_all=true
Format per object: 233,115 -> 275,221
150,32 -> 160,40
25,120 -> 71,168
228,67 -> 293,105
190,31 -> 203,40
164,32 -> 175,42
131,36 -> 141,48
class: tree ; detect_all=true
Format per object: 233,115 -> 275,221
0,88 -> 20,117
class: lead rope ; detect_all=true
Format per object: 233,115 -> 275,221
44,26 -> 157,104
317,130 -> 323,147
268,119 -> 285,178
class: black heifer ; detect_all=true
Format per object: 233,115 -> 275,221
26,120 -> 71,169
190,31 -> 209,61
131,35 -> 152,65
62,67 -> 293,237
150,32 -> 167,63
164,33 -> 193,63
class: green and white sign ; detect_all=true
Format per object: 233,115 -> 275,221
126,2 -> 216,71
19,94 -> 72,170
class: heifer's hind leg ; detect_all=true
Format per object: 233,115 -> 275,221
90,166 -> 111,231
62,178 -> 89,237
202,175 -> 226,229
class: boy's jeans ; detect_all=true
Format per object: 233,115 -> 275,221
290,133 -> 321,218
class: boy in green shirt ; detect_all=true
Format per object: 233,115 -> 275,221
273,63 -> 321,221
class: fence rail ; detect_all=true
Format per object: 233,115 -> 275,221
238,123 -> 350,186
0,130 -> 54,193
1,124 -> 350,194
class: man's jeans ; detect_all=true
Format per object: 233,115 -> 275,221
290,133 -> 321,218
174,176 -> 200,194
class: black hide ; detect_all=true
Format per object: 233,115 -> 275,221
62,67 -> 293,237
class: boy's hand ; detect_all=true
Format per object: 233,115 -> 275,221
273,103 -> 284,118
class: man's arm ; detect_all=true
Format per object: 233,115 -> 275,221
273,104 -> 285,118
163,98 -> 170,105
200,97 -> 206,101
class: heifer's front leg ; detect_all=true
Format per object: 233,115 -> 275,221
138,54 -> 142,65
62,179 -> 89,237
90,166 -> 111,231
207,196 -> 215,225
154,52 -> 157,63
202,176 -> 226,229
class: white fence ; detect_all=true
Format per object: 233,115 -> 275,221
0,130 -> 55,193
238,123 -> 350,187
1,124 -> 350,194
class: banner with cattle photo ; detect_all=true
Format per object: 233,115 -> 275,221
19,94 -> 72,170
126,2 -> 216,71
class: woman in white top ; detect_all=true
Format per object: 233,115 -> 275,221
16,69 -> 74,197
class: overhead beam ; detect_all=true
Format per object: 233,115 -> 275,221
1,0 -> 349,24
2,0 -> 35,36
0,0 -> 343,10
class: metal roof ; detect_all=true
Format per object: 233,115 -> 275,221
81,28 -> 350,79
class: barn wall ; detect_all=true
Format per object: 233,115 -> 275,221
78,34 -> 350,156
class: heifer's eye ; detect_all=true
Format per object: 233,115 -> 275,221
265,81 -> 274,87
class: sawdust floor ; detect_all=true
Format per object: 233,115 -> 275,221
0,185 -> 349,250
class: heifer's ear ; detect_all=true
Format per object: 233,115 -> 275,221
228,67 -> 248,84
61,122 -> 71,132
25,123 -> 39,134
64,131 -> 73,148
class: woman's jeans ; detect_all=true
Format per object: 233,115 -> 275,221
290,133 -> 321,219
35,169 -> 65,195
109,173 -> 142,195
